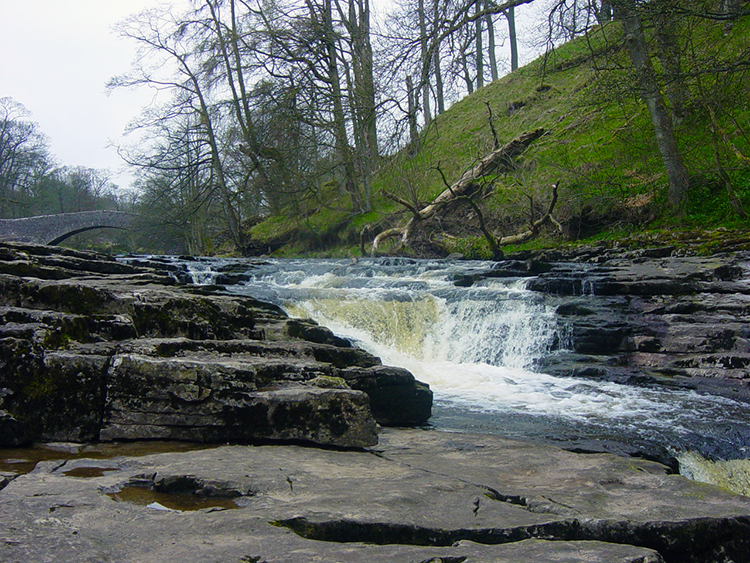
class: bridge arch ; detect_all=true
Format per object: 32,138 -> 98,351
0,211 -> 137,246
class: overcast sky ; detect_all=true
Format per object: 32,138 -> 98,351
0,1 -> 189,188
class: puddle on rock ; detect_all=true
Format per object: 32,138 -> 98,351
0,447 -> 77,475
108,485 -> 239,512
63,466 -> 121,478
0,441 -> 215,476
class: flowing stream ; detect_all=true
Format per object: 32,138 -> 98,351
177,256 -> 750,493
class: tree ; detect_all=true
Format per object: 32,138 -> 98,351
506,5 -> 519,71
33,167 -> 119,215
119,112 -> 219,254
371,128 -> 549,255
111,6 -> 248,251
616,1 -> 690,208
0,98 -> 51,217
229,0 -> 379,213
383,0 -> 535,141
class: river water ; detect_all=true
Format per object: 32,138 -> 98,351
179,256 -> 750,493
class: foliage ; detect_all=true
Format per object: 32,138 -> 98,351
7,2 -> 750,257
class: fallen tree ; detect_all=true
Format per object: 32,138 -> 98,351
371,128 -> 556,257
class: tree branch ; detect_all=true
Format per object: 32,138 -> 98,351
371,129 -> 546,256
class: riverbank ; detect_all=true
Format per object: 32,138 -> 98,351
0,241 -> 431,448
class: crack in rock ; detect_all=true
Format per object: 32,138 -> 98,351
274,514 -> 750,563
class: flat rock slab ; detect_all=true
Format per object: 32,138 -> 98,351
3,429 -> 750,563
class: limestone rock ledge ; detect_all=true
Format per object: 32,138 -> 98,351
0,242 -> 432,448
2,429 -> 750,562
456,247 -> 750,406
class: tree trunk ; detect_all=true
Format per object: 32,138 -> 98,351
371,128 -> 545,255
459,35 -> 474,94
433,0 -> 445,114
407,75 -> 419,146
334,0 -> 377,211
652,0 -> 688,122
506,6 -> 518,71
486,1 -> 499,81
620,7 -> 690,210
351,0 -> 378,162
175,47 -> 243,250
475,0 -> 484,90
207,0 -> 275,199
323,0 -> 362,211
418,0 -> 433,125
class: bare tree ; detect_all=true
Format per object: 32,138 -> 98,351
617,1 -> 690,208
383,0 -> 536,139
505,5 -> 519,71
119,110 -> 220,254
0,98 -> 51,217
110,7 -> 247,250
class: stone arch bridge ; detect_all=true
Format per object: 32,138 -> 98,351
0,211 -> 136,246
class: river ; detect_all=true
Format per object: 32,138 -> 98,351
175,256 -> 750,493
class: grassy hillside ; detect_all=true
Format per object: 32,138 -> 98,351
250,14 -> 750,258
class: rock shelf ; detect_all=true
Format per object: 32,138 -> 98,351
3,242 -> 750,562
2,429 -> 750,562
0,241 -> 431,448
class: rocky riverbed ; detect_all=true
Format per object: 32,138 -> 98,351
529,247 -> 750,405
454,243 -> 750,404
3,241 -> 750,562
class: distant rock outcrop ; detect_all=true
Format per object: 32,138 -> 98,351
0,242 -> 432,448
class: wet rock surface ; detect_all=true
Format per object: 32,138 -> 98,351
486,246 -> 750,404
4,428 -> 750,562
0,242 -> 432,448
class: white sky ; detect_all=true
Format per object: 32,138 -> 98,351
0,0 -> 189,189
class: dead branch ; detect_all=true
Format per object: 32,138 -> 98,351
433,162 -> 502,258
383,191 -> 422,217
454,184 -> 504,259
371,128 -> 546,256
485,102 -> 500,150
498,183 -> 560,246
371,227 -> 407,255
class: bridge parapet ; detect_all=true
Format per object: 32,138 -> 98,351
0,211 -> 136,246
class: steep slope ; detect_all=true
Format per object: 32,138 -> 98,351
250,14 -> 750,258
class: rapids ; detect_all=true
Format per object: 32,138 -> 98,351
174,256 -> 750,492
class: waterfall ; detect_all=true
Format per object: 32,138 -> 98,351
279,269 -> 580,417
188,262 -> 218,285
171,256 -> 750,492
285,281 -> 563,369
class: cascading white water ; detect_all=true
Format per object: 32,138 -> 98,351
173,256 -> 750,493
286,280 -> 561,367
280,274 -> 735,432
230,261 -> 722,427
